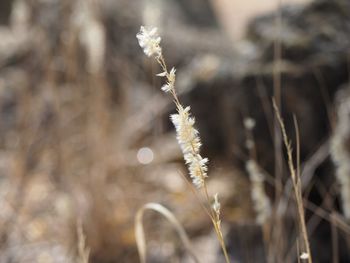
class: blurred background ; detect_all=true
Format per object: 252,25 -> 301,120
0,0 -> 349,262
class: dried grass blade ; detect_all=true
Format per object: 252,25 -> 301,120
135,202 -> 200,263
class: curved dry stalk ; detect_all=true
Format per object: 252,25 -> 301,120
135,202 -> 200,263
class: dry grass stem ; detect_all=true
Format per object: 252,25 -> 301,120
273,99 -> 312,263
136,26 -> 231,263
135,203 -> 200,263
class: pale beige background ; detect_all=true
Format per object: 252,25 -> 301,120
212,0 -> 310,39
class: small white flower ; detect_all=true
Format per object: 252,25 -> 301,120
213,193 -> 221,216
136,26 -> 162,57
161,84 -> 171,92
156,71 -> 167,77
168,67 -> 176,82
300,253 -> 309,260
159,67 -> 176,93
244,117 -> 256,130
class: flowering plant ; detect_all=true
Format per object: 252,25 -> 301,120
136,26 -> 231,263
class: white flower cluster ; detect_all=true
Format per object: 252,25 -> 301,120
136,26 -> 209,189
136,26 -> 162,57
136,26 -> 229,262
171,105 -> 208,188
246,160 -> 271,225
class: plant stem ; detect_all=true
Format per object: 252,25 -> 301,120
156,52 -> 231,263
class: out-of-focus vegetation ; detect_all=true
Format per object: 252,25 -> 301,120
0,0 -> 349,262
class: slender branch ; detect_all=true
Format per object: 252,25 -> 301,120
273,99 -> 312,263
